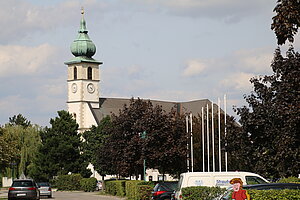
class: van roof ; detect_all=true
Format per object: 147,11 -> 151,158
180,171 -> 263,176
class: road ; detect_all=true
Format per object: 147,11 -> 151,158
0,191 -> 124,200
44,191 -> 125,200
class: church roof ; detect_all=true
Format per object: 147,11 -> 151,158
89,97 -> 216,125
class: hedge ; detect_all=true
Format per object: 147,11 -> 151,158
125,180 -> 144,200
55,174 -> 83,191
138,184 -> 154,200
247,189 -> 300,200
182,186 -> 226,200
277,177 -> 300,184
80,177 -> 97,192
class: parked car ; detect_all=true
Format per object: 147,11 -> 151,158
8,179 -> 40,200
37,182 -> 52,198
218,183 -> 300,200
152,182 -> 178,200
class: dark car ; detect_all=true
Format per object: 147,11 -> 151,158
8,179 -> 40,200
152,182 -> 178,200
219,183 -> 300,200
37,182 -> 52,198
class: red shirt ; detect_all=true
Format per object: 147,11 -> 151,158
232,189 -> 247,200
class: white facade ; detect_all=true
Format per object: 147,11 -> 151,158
67,63 -> 100,132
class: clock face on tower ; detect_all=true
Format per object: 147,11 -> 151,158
71,83 -> 77,93
87,83 -> 95,93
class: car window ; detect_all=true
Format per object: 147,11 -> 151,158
12,181 -> 34,187
246,176 -> 268,185
160,183 -> 176,191
38,182 -> 50,187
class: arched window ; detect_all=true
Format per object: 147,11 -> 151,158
87,67 -> 92,80
74,67 -> 77,80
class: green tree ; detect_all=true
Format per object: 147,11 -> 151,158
8,114 -> 31,128
97,98 -> 187,179
29,110 -> 91,181
82,116 -> 112,178
0,127 -> 19,173
271,0 -> 300,45
0,124 -> 41,177
228,47 -> 300,178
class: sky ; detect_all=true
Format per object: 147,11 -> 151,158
0,0 -> 299,127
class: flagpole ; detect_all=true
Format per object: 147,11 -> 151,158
218,98 -> 222,172
202,107 -> 205,172
212,102 -> 215,172
224,94 -> 228,172
190,113 -> 194,172
186,115 -> 189,172
207,104 -> 210,172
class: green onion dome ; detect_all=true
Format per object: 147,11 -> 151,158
71,10 -> 96,58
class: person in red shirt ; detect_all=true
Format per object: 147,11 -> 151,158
230,178 -> 249,200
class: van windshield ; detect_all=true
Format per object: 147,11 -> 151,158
246,176 -> 268,185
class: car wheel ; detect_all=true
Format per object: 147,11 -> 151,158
48,195 -> 52,198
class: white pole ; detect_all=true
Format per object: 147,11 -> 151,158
202,107 -> 205,172
212,102 -> 215,172
218,98 -> 222,172
224,94 -> 228,172
186,115 -> 189,172
190,113 -> 194,172
207,104 -> 210,172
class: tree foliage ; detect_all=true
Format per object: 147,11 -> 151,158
8,114 -> 31,128
93,98 -> 187,179
227,47 -> 300,178
0,115 -> 41,177
29,110 -> 91,181
82,116 -> 112,177
0,127 -> 19,173
271,0 -> 300,45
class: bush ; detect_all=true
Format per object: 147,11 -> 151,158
115,180 -> 126,196
248,189 -> 300,200
80,177 -> 97,192
182,186 -> 226,200
105,180 -> 117,195
126,180 -> 144,200
277,177 -> 300,184
138,185 -> 153,200
55,174 -> 83,191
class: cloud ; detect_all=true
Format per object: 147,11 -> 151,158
182,59 -> 207,77
233,48 -> 274,74
126,0 -> 271,21
0,44 -> 57,77
220,72 -> 255,91
0,0 -> 107,43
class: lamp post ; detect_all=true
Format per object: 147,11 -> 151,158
140,131 -> 147,181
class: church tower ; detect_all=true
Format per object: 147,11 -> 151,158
65,9 -> 102,132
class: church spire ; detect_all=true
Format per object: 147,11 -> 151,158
70,8 -> 96,58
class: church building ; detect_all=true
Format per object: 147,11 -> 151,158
65,10 -> 214,133
65,10 -> 218,181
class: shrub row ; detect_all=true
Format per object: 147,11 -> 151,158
181,186 -> 300,200
80,177 -> 97,192
182,186 -> 226,200
277,177 -> 300,184
104,180 -> 155,200
54,174 -> 97,192
247,189 -> 300,200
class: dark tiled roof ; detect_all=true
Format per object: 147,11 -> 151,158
90,97 -> 222,125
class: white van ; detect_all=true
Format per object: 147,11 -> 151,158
174,171 -> 269,200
